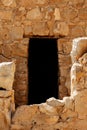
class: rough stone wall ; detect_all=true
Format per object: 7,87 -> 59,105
0,0 -> 87,105
0,61 -> 15,130
10,37 -> 87,130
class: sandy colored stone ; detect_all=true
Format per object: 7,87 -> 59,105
54,22 -> 69,36
26,7 -> 42,20
46,97 -> 64,107
32,22 -> 49,36
71,37 -> 87,63
11,40 -> 28,57
10,27 -> 23,40
63,97 -> 74,111
0,61 -> 16,90
24,26 -> 32,36
0,90 -> 13,98
54,8 -> 61,20
71,62 -> 85,94
0,11 -> 12,20
61,109 -> 77,121
0,112 -> 10,130
74,89 -> 87,119
11,124 -> 25,130
1,0 -> 14,6
12,105 -> 39,125
39,103 -> 58,115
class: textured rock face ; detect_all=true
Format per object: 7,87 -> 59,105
0,90 -> 15,130
0,0 -> 87,105
11,38 -> 87,130
1,0 -> 14,6
71,37 -> 87,63
0,61 -> 16,90
0,61 -> 15,130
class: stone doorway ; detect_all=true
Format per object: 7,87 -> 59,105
28,38 -> 58,105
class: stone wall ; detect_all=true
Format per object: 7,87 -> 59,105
10,37 -> 87,130
0,61 -> 15,130
0,0 -> 87,106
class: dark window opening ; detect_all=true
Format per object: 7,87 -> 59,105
28,38 -> 58,105
0,87 -> 6,90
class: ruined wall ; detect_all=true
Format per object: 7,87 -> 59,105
0,0 -> 87,106
10,37 -> 87,130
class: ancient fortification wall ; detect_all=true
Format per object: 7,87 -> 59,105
0,37 -> 87,130
0,0 -> 87,106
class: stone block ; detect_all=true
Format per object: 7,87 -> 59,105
0,10 -> 12,20
74,89 -> 87,119
0,61 -> 16,90
39,103 -> 58,115
71,37 -> 87,63
53,22 -> 69,36
32,22 -> 49,36
11,27 -> 23,40
1,0 -> 14,6
26,7 -> 42,20
54,8 -> 61,20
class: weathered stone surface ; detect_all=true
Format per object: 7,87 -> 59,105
71,62 -> 85,94
39,103 -> 58,115
54,8 -> 61,20
0,11 -> 12,20
0,90 -> 13,98
63,97 -> 74,110
26,7 -> 42,20
12,105 -> 39,125
10,27 -> 23,40
0,61 -> 16,90
53,22 -> 69,36
79,8 -> 87,20
1,0 -> 14,6
0,90 -> 15,130
71,37 -> 87,63
74,89 -> 87,119
32,22 -> 49,36
61,109 -> 77,121
46,97 -> 64,107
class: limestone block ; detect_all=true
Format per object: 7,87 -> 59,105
62,6 -> 78,20
71,62 -> 85,94
54,8 -> 61,20
26,7 -> 42,20
0,112 -> 10,130
24,26 -> 32,36
0,61 -> 16,90
0,90 -> 13,98
53,22 -> 69,36
36,0 -> 47,4
0,90 -> 15,130
32,22 -> 49,36
1,0 -> 14,6
0,10 -> 12,20
61,109 -> 77,121
71,37 -> 87,63
74,89 -> 87,119
11,124 -> 25,130
11,39 -> 28,57
63,97 -> 74,111
12,105 -> 39,125
71,26 -> 85,37
39,103 -> 58,115
79,8 -> 87,20
46,97 -> 64,107
11,27 -> 23,40
34,114 -> 58,125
